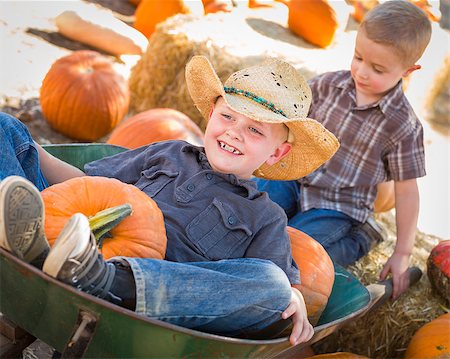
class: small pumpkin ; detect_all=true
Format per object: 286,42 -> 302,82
288,0 -> 338,48
41,176 -> 167,260
107,108 -> 204,149
134,0 -> 204,38
288,226 -> 335,326
427,240 -> 450,304
374,181 -> 395,213
404,312 -> 450,358
40,51 -> 130,141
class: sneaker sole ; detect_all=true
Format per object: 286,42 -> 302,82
43,213 -> 91,278
0,176 -> 47,262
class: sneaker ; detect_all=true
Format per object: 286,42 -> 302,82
360,216 -> 388,244
43,213 -> 117,300
0,176 -> 49,267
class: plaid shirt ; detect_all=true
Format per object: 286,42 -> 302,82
301,70 -> 426,222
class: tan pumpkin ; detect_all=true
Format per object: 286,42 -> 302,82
404,312 -> 450,358
374,181 -> 395,213
55,10 -> 148,56
288,226 -> 335,326
42,176 -> 167,260
288,0 -> 338,48
134,0 -> 204,38
107,108 -> 204,149
40,51 -> 130,141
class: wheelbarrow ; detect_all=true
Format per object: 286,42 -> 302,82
0,143 -> 423,358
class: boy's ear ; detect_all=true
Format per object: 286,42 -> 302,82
208,104 -> 215,119
265,142 -> 292,166
402,64 -> 421,78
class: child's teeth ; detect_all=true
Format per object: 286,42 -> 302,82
220,142 -> 241,154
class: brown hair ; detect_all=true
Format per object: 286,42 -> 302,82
360,0 -> 432,66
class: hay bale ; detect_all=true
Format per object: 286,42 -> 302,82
313,212 -> 448,359
425,54 -> 450,128
128,7 -> 356,130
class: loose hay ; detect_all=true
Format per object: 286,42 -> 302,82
313,211 -> 448,359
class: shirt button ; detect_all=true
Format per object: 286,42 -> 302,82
303,183 -> 310,188
206,173 -> 213,180
228,216 -> 236,225
187,183 -> 195,192
321,168 -> 327,173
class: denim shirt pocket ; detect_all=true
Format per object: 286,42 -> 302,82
186,198 -> 252,260
135,168 -> 179,197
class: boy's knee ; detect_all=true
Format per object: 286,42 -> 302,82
256,260 -> 292,307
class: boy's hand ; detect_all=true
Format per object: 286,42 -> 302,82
282,287 -> 314,346
380,252 -> 410,299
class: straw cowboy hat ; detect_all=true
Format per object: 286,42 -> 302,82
185,56 -> 339,180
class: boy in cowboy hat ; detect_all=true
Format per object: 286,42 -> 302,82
0,56 -> 338,344
255,1 -> 432,299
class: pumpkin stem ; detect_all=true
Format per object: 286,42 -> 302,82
88,203 -> 132,246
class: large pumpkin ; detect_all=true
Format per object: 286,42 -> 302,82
404,312 -> 450,358
288,226 -> 335,326
427,240 -> 450,304
107,108 -> 204,149
288,0 -> 338,48
41,176 -> 167,260
134,0 -> 204,38
40,51 -> 130,141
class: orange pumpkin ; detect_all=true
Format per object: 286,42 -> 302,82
42,176 -> 167,260
288,226 -> 335,326
107,108 -> 204,149
134,0 -> 204,38
306,353 -> 369,359
288,0 -> 338,48
40,51 -> 130,141
248,0 -> 276,8
404,313 -> 450,358
374,181 -> 395,213
427,240 -> 450,304
203,0 -> 234,14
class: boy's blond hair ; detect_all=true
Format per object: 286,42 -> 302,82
360,0 -> 431,66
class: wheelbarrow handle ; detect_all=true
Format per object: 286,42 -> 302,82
366,266 -> 422,312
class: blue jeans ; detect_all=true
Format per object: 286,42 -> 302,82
126,257 -> 292,336
0,112 -> 48,190
0,112 -> 292,336
254,178 -> 373,266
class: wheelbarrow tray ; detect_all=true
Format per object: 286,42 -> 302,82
0,144 -> 373,358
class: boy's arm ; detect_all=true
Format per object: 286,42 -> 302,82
282,287 -> 314,346
379,178 -> 419,299
36,142 -> 85,185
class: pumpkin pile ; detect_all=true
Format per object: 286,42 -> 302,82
40,50 -> 130,141
41,176 -> 167,260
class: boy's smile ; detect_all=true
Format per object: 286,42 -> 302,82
204,97 -> 291,179
351,29 -> 419,106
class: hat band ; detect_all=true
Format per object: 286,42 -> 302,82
224,86 -> 287,118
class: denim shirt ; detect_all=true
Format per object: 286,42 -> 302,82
85,140 -> 300,284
